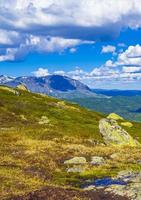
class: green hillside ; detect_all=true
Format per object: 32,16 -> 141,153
0,86 -> 141,199
68,96 -> 141,122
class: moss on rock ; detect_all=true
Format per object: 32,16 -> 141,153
99,118 -> 140,146
107,113 -> 124,121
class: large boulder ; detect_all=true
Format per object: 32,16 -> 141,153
99,118 -> 140,146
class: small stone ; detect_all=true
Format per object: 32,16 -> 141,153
38,116 -> 50,125
64,157 -> 87,165
84,185 -> 96,191
67,165 -> 85,173
90,156 -> 105,165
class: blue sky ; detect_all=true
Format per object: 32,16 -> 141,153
0,0 -> 141,89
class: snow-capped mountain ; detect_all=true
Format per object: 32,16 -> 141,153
0,75 -> 14,84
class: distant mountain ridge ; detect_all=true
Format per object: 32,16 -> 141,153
0,74 -> 98,98
0,75 -> 14,84
93,89 -> 141,96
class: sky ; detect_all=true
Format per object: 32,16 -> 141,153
0,0 -> 141,89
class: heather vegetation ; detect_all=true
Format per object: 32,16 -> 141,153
0,86 -> 141,199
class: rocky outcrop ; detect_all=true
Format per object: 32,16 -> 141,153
105,171 -> 141,200
99,118 -> 140,146
16,84 -> 29,91
64,157 -> 87,173
38,116 -> 50,125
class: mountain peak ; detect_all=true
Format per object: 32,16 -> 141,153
1,74 -> 92,97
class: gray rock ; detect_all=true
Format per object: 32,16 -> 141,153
90,156 -> 105,165
99,118 -> 140,146
106,171 -> 141,200
64,157 -> 87,165
67,165 -> 86,173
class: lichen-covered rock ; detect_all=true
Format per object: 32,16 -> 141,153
38,116 -> 50,125
64,157 -> 87,165
121,122 -> 133,128
99,118 -> 140,146
107,113 -> 124,120
90,156 -> 105,165
16,84 -> 29,91
67,165 -> 86,173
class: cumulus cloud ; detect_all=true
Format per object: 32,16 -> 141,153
117,44 -> 141,66
69,48 -> 77,53
1,0 -> 141,37
102,45 -> 116,54
122,66 -> 141,73
0,35 -> 93,61
47,44 -> 141,88
1,0 -> 141,61
32,68 -> 50,77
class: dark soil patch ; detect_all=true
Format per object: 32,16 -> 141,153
11,186 -> 129,200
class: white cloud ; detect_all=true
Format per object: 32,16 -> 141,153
53,45 -> 141,87
122,66 -> 141,73
31,62 -> 141,89
102,45 -> 116,54
54,70 -> 66,75
0,30 -> 20,46
32,68 -> 50,77
70,48 -> 77,53
1,0 -> 141,32
0,35 -> 93,61
0,48 -> 17,62
117,44 -> 141,66
118,43 -> 126,47
105,60 -> 116,67
1,0 -> 141,61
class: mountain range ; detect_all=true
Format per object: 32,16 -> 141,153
0,74 -> 101,98
92,89 -> 141,96
1,74 -> 141,97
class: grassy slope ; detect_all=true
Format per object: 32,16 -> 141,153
0,86 -> 104,199
0,86 -> 141,199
